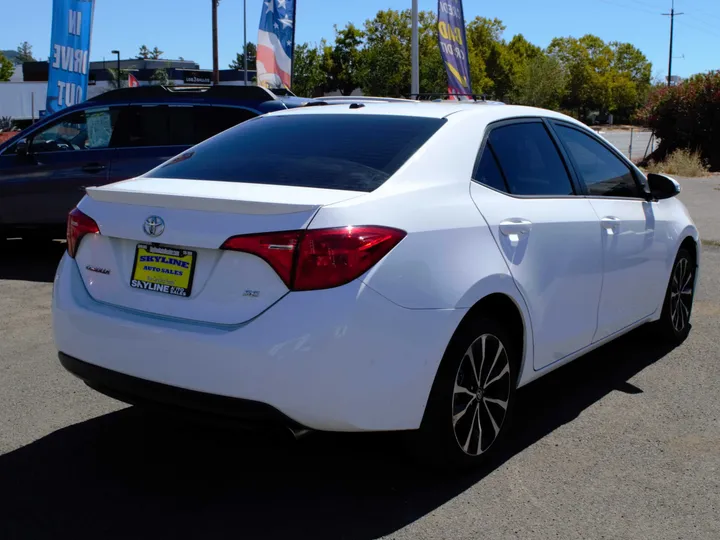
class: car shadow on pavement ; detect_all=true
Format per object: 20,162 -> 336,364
0,239 -> 65,282
0,328 -> 678,540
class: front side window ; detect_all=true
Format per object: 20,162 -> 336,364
488,122 -> 574,196
554,124 -> 641,198
145,114 -> 446,192
29,108 -> 118,153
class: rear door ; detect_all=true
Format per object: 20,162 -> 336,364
108,104 -> 259,182
469,119 -> 604,371
550,121 -> 666,340
0,107 -> 117,226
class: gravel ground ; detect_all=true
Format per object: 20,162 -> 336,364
0,177 -> 718,540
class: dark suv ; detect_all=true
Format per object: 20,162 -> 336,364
0,85 -> 313,240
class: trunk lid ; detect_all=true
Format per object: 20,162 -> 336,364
74,177 -> 363,325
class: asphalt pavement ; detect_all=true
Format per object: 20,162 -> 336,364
1,176 -> 719,539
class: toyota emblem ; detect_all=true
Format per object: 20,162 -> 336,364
143,216 -> 165,237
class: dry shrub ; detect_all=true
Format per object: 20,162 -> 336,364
645,148 -> 709,177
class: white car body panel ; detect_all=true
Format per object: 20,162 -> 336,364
470,184 -> 604,370
75,184 -> 365,324
53,253 -> 465,431
52,102 -> 700,433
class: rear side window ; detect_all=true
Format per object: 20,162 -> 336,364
488,122 -> 574,196
110,105 -> 256,148
473,145 -> 508,193
196,107 -> 258,141
146,114 -> 446,192
554,124 -> 641,198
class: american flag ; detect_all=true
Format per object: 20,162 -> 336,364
257,0 -> 295,89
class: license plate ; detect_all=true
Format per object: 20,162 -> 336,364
130,243 -> 197,298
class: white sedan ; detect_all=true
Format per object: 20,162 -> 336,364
53,102 -> 699,468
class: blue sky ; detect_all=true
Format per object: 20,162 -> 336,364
3,0 -> 719,79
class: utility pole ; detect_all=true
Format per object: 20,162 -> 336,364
212,0 -> 220,85
663,0 -> 683,87
411,0 -> 419,97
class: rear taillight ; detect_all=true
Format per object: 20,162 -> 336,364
220,231 -> 300,286
66,207 -> 100,258
221,226 -> 406,291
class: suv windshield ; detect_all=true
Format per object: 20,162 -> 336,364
145,114 -> 446,192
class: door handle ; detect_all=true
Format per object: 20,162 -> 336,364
82,163 -> 106,174
601,216 -> 621,235
499,219 -> 532,246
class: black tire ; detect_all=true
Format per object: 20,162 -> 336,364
654,247 -> 696,344
415,317 -> 519,469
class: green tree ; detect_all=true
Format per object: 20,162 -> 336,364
328,23 -> 365,95
16,41 -> 35,63
229,43 -> 257,71
359,9 -> 411,97
548,34 -> 651,120
512,54 -> 567,109
0,53 -> 14,82
150,68 -> 174,86
464,17 -> 506,96
137,45 -> 164,60
292,42 -> 329,97
418,10 -> 447,95
609,41 -> 652,121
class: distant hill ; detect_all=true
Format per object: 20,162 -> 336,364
1,50 -> 21,63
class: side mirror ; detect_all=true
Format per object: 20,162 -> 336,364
647,173 -> 681,200
15,139 -> 28,157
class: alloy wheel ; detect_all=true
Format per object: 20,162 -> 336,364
452,333 -> 512,456
670,257 -> 694,333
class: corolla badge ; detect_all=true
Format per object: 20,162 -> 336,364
143,216 -> 165,237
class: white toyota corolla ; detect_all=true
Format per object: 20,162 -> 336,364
53,102 -> 700,467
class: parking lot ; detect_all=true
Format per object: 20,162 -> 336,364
1,176 -> 719,540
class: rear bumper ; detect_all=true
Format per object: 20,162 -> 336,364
53,253 -> 466,432
59,352 -> 307,433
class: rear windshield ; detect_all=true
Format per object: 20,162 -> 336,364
145,114 -> 446,192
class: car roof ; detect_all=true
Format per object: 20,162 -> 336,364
0,86 -> 313,150
267,101 -> 586,126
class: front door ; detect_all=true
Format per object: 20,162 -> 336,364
0,107 -> 118,228
549,121 -> 666,341
470,119 -> 604,371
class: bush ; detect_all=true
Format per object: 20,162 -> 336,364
636,71 -> 720,171
645,149 -> 709,177
0,116 -> 17,132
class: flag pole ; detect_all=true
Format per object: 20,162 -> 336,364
243,0 -> 248,85
411,0 -> 419,97
290,0 -> 297,89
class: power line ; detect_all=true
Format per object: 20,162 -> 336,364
596,0 -> 657,16
676,18 -> 720,39
684,13 -> 720,34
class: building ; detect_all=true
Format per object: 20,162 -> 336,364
0,58 -> 257,124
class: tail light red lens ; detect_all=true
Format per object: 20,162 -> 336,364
221,226 -> 406,291
294,226 -> 406,290
220,231 -> 300,287
66,207 -> 100,258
